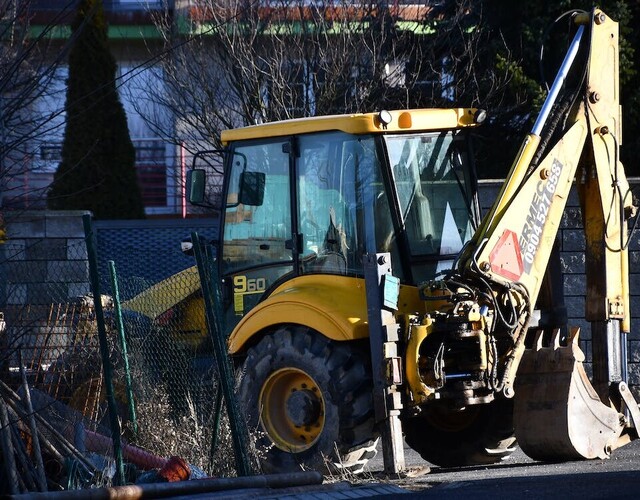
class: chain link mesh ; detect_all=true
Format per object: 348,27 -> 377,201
112,259 -> 224,472
100,236 -> 239,479
0,228 -> 236,493
1,239 -> 119,490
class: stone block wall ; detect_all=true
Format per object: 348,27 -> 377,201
0,211 -> 91,370
1,211 -> 91,306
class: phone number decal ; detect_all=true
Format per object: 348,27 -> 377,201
518,159 -> 563,273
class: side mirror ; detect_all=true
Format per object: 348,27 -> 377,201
186,169 -> 206,204
181,236 -> 217,258
239,171 -> 265,206
181,236 -> 194,256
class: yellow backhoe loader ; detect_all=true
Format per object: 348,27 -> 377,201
125,9 -> 639,473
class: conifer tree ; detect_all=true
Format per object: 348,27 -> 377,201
47,0 -> 145,219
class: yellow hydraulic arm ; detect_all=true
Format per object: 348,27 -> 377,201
438,9 -> 639,459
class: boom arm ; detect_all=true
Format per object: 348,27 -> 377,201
414,9 -> 638,460
454,9 -> 631,393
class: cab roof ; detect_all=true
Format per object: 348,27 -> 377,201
221,108 -> 479,144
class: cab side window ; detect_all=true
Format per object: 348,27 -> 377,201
223,141 -> 292,272
297,133 -> 359,275
296,132 -> 400,278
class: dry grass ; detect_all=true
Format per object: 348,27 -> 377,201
127,383 -> 240,477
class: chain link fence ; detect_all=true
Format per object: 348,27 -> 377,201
0,218 -> 241,494
90,220 -> 240,479
0,238 -> 124,491
109,261 -> 226,473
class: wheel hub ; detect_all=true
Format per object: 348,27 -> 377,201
260,367 -> 325,452
286,389 -> 321,427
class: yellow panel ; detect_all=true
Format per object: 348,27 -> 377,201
228,274 -> 423,354
122,266 -> 201,319
477,120 -> 588,301
221,108 -> 479,144
580,10 -> 629,325
228,275 -> 368,353
176,295 -> 208,349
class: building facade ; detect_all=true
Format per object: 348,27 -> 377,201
2,0 -> 184,215
0,1 -> 452,216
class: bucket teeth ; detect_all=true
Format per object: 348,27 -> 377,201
551,328 -> 561,349
532,329 -> 544,350
514,328 -> 623,461
569,326 -> 581,345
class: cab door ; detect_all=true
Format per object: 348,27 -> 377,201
220,139 -> 296,332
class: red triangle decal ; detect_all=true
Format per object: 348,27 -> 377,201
489,230 -> 524,281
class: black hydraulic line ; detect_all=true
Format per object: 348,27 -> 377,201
528,93 -> 574,173
601,131 -> 639,253
526,11 -> 592,182
539,10 -> 590,92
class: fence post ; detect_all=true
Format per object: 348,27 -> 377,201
191,232 -> 253,476
208,389 -> 224,471
108,260 -> 138,435
363,252 -> 405,474
82,214 -> 125,486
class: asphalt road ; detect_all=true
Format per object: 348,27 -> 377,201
366,439 -> 640,498
133,440 -> 640,499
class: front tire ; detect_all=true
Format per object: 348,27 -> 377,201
238,325 -> 377,473
403,398 -> 516,467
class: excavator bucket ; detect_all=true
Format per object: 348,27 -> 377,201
514,328 -> 624,461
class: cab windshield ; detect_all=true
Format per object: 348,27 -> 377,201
385,130 -> 476,278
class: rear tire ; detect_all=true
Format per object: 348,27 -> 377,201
403,398 -> 516,467
237,325 -> 377,474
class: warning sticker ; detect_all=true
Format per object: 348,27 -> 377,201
234,293 -> 244,316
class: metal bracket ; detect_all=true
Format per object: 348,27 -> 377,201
615,381 -> 640,432
608,298 -> 625,318
363,252 -> 405,474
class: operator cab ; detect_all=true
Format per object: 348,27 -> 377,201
188,109 -> 483,328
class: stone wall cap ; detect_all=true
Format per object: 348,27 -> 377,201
4,210 -> 92,220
